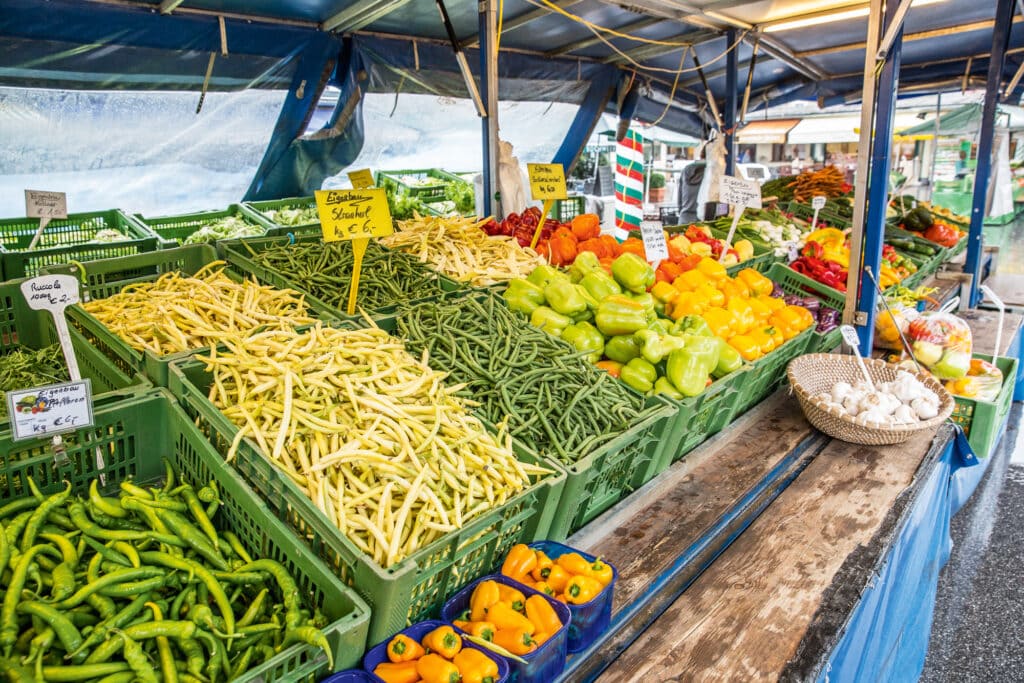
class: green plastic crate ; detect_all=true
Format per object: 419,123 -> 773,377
766,263 -> 844,352
786,201 -> 851,229
168,358 -> 566,646
733,327 -> 814,415
0,209 -> 158,279
245,196 -> 324,238
377,169 -> 452,202
42,245 -> 339,387
551,196 -> 586,222
219,234 -> 464,322
0,389 -> 371,679
134,204 -> 272,249
949,354 -> 1019,459
659,368 -> 746,464
0,277 -> 48,352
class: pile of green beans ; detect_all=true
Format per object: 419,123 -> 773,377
0,345 -> 67,421
394,293 -> 663,464
237,239 -> 449,313
0,465 -> 331,682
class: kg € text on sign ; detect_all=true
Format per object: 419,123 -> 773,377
527,164 -> 568,200
315,189 -> 394,242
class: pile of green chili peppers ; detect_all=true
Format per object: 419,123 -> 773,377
0,345 -> 67,421
0,464 -> 332,682
236,239 -> 449,313
394,293 -> 665,465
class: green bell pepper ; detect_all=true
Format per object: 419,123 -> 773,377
604,334 -> 642,364
647,318 -> 672,336
712,338 -> 743,378
595,295 -> 649,337
666,349 -> 710,398
544,279 -> 587,317
678,334 -> 720,373
653,376 -> 684,400
562,321 -> 605,362
634,329 -> 688,365
671,315 -> 712,338
568,251 -> 602,282
620,357 -> 657,394
611,253 -> 656,293
502,279 -> 546,315
530,306 -> 572,338
579,270 -> 622,301
527,264 -> 568,289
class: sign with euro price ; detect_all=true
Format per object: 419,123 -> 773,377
718,175 -> 762,210
7,380 -> 94,442
314,189 -> 394,243
347,168 -> 375,189
639,220 -> 668,262
527,163 -> 568,200
24,190 -> 67,220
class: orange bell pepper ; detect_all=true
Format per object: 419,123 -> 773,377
545,565 -> 571,593
470,581 -> 501,622
533,631 -> 552,646
524,594 -> 563,635
421,625 -> 461,659
618,237 -> 647,258
417,653 -> 461,683
656,261 -> 683,284
728,334 -> 761,361
530,550 -> 553,581
570,213 -> 601,241
556,552 -> 591,576
532,581 -> 557,598
492,627 -> 538,655
374,660 -> 422,683
500,544 -> 537,584
465,621 -> 496,642
565,575 -> 604,605
496,584 -> 527,612
387,633 -> 426,663
454,647 -> 500,683
595,360 -> 623,378
487,602 -> 535,633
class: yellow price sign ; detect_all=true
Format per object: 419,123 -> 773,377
347,168 -> 375,189
527,163 -> 568,200
314,189 -> 393,243
314,189 -> 394,315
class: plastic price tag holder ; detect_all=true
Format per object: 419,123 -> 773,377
718,175 -> 762,263
811,195 -> 826,230
527,163 -> 568,249
314,189 -> 394,315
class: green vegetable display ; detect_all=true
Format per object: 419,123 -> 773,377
238,239 -> 448,313
443,179 -> 476,215
183,216 -> 264,245
394,293 -> 664,464
0,345 -> 67,420
0,470 -> 332,681
263,206 -> 320,227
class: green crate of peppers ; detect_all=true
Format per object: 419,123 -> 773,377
0,390 -> 371,681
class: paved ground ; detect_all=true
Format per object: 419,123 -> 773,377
920,403 -> 1024,682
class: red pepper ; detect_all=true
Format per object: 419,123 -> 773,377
801,241 -> 825,260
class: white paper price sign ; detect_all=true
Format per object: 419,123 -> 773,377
811,195 -> 827,230
639,220 -> 668,263
24,190 -> 67,249
21,275 -> 81,380
717,175 -> 762,262
6,380 -> 94,442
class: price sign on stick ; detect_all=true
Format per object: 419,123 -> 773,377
527,163 -> 568,249
639,220 -> 668,267
21,275 -> 81,380
24,190 -> 67,250
347,168 -> 375,189
314,189 -> 394,316
717,176 -> 762,263
7,380 -> 94,443
811,195 -> 826,230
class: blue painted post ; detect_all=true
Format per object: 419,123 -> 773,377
478,0 -> 498,217
965,0 -> 1016,305
854,2 -> 903,351
552,67 -> 617,172
725,30 -> 738,175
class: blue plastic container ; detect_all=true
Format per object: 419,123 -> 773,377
441,575 -> 570,683
363,619 -> 510,683
319,671 -> 377,683
527,541 -> 617,653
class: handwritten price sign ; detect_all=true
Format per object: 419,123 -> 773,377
347,169 -> 375,189
527,164 -> 568,200
718,176 -> 763,210
314,189 -> 394,243
24,190 -> 67,219
7,380 -> 94,442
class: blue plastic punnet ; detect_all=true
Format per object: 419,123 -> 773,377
362,619 -> 510,682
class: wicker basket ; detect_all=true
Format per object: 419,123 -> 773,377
787,353 -> 954,445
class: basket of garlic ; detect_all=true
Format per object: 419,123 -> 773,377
787,353 -> 955,445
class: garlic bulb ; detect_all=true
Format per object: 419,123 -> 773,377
831,381 -> 853,404
893,404 -> 917,424
843,394 -> 862,417
911,396 -> 939,420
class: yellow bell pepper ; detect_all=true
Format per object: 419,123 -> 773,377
726,298 -> 755,335
734,239 -> 755,261
650,281 -> 680,306
673,269 -> 708,292
701,307 -> 735,339
736,268 -> 773,296
470,581 -> 501,622
417,653 -> 461,683
728,334 -> 762,361
500,544 -> 537,584
690,241 -> 713,257
696,257 -> 728,282
694,283 -> 725,308
671,291 -> 706,320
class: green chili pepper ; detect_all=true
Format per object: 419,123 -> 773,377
139,552 -> 235,636
16,602 -> 85,662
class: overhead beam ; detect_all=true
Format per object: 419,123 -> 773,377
796,17 -> 1023,58
757,35 -> 826,81
159,0 -> 186,13
544,17 -> 661,56
322,0 -> 416,33
603,29 -> 718,64
462,0 -> 582,48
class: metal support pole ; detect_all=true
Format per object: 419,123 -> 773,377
725,29 -> 738,175
478,0 -> 500,219
929,92 -> 941,201
966,0 -> 1016,305
845,0 -> 904,352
